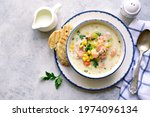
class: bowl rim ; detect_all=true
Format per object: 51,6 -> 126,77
66,19 -> 126,79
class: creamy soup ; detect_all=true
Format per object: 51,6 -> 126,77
68,22 -> 123,76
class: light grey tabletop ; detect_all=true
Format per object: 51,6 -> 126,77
0,0 -> 149,100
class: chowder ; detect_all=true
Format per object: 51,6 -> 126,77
67,20 -> 124,77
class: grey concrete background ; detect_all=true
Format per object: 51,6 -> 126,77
0,0 -> 149,100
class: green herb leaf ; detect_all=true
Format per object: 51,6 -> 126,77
79,35 -> 86,40
42,71 -> 56,80
41,76 -> 50,80
45,71 -> 51,76
55,76 -> 63,89
41,72 -> 63,89
84,70 -> 88,72
109,38 -> 113,42
92,59 -> 99,68
76,38 -> 78,42
77,30 -> 80,35
91,38 -> 96,40
96,32 -> 101,36
85,44 -> 92,51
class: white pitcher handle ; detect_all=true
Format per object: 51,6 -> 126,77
52,3 -> 62,14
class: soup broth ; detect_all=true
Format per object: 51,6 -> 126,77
68,22 -> 123,76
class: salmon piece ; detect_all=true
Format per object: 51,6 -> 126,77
110,48 -> 117,57
101,63 -> 105,67
98,46 -> 107,54
99,55 -> 106,60
103,33 -> 111,39
77,50 -> 85,58
91,49 -> 99,58
96,45 -> 102,52
98,37 -> 105,45
98,36 -> 105,40
92,53 -> 99,58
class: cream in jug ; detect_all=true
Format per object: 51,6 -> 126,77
32,3 -> 62,32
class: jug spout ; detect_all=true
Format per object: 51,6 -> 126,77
32,22 -> 39,29
52,3 -> 62,14
32,12 -> 40,30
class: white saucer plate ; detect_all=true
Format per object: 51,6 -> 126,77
54,10 -> 134,90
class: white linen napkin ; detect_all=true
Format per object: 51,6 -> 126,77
119,19 -> 150,100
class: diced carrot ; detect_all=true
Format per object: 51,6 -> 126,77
84,61 -> 91,66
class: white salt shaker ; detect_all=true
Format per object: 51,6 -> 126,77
120,0 -> 141,18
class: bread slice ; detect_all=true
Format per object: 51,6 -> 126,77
48,23 -> 72,66
48,29 -> 62,49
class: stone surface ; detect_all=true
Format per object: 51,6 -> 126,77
0,0 -> 149,100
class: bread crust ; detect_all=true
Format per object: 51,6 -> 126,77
48,24 -> 72,66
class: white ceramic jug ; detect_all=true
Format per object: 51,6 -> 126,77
32,3 -> 61,32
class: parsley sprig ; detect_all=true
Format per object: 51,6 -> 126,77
85,44 -> 92,51
96,32 -> 101,36
79,35 -> 86,40
91,59 -> 99,68
41,71 -> 63,89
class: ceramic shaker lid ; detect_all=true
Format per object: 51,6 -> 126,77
124,0 -> 141,14
120,0 -> 141,18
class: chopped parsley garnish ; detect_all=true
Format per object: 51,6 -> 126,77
79,35 -> 86,40
96,32 -> 101,36
85,44 -> 92,51
77,30 -> 80,35
91,38 -> 96,40
72,37 -> 74,40
84,70 -> 88,72
108,38 -> 113,42
92,59 -> 99,68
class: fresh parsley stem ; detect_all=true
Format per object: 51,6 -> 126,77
41,71 -> 63,89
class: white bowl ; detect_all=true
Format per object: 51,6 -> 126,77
66,19 -> 126,79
